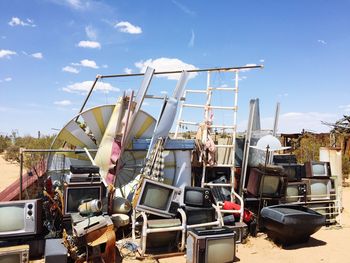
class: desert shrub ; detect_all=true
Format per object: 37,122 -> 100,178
4,145 -> 20,162
343,155 -> 350,180
0,136 -> 11,153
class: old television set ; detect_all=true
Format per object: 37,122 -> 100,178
183,206 -> 216,225
64,183 -> 104,216
0,244 -> 29,263
305,161 -> 331,178
135,178 -> 181,217
247,168 -> 286,198
282,164 -> 305,181
0,199 -> 42,239
186,226 -> 236,263
184,186 -> 213,208
284,182 -> 308,203
273,154 -> 297,164
302,178 -> 332,201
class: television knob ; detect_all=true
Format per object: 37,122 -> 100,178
27,210 -> 33,216
205,195 -> 209,199
28,204 -> 33,209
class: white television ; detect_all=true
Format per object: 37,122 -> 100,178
302,178 -> 332,201
0,199 -> 42,239
186,226 -> 236,263
0,244 -> 29,263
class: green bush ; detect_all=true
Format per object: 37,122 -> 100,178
4,145 -> 20,162
0,136 -> 11,153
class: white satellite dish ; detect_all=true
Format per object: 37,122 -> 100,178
250,134 -> 290,152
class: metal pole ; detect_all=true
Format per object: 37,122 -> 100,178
19,148 -> 24,200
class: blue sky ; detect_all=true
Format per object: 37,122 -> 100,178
1,0 -> 350,137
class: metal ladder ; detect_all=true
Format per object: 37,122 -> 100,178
174,69 -> 244,221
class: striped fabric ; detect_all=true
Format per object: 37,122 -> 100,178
142,138 -> 165,182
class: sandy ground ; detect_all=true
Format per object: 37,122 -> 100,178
1,155 -> 349,263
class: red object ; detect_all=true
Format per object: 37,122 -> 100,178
223,201 -> 254,224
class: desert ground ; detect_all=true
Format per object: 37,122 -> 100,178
0,155 -> 349,263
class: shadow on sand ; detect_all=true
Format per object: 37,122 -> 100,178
283,237 -> 327,250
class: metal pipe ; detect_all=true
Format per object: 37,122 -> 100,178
20,149 -> 98,153
75,76 -> 101,120
100,65 -> 263,79
19,148 -> 24,200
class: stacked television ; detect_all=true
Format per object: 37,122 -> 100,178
275,155 -> 337,224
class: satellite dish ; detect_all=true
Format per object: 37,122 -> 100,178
250,134 -> 290,152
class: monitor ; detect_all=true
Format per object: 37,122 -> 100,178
184,186 -> 213,207
282,164 -> 305,181
186,226 -> 236,263
0,244 -> 29,263
183,206 -> 215,225
302,178 -> 332,200
305,161 -> 331,178
284,182 -> 308,203
0,199 -> 42,239
64,183 -> 103,216
135,178 -> 181,217
273,154 -> 297,164
247,168 -> 286,198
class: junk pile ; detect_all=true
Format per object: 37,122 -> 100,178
0,65 -> 342,262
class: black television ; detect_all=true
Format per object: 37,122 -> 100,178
183,206 -> 216,225
284,182 -> 308,203
246,168 -> 286,198
305,161 -> 331,178
184,186 -> 213,208
282,164 -> 305,181
273,154 -> 297,164
0,199 -> 43,239
64,183 -> 103,216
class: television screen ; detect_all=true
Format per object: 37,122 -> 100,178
65,185 -> 102,214
0,254 -> 20,263
312,164 -> 326,176
286,185 -> 299,203
0,206 -> 24,232
139,183 -> 172,210
206,237 -> 235,263
305,161 -> 331,178
183,206 -> 215,225
261,175 -> 280,195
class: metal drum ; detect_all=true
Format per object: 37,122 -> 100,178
111,214 -> 130,228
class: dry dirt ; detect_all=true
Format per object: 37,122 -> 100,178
1,155 -> 349,263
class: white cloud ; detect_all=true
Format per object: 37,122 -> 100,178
54,100 -> 72,106
339,104 -> 350,112
255,112 -> 337,133
278,93 -> 289,97
115,21 -> 142,34
72,59 -> 99,69
62,81 -> 119,94
8,17 -> 36,27
85,25 -> 97,40
4,77 -> 12,82
62,66 -> 79,74
77,40 -> 101,49
259,59 -> 265,63
188,30 -> 195,47
124,67 -> 132,74
0,49 -> 17,59
135,57 -> 198,80
160,91 -> 168,94
31,52 -> 43,59
317,39 -> 327,45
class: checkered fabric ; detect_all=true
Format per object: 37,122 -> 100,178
142,138 -> 165,182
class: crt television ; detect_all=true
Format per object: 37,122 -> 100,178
284,182 -> 308,203
64,182 -> 103,216
184,186 -> 213,208
0,199 -> 42,239
135,178 -> 181,218
186,226 -> 236,263
0,244 -> 29,263
282,164 -> 305,181
302,178 -> 332,201
247,168 -> 286,198
305,161 -> 331,178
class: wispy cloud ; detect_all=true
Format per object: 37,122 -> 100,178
0,49 -> 17,59
51,0 -> 90,10
172,0 -> 195,16
62,81 -> 119,94
54,100 -> 72,106
259,59 -> 265,63
72,59 -> 99,69
0,77 -> 12,83
31,52 -> 43,59
85,25 -> 97,40
115,21 -> 142,34
278,93 -> 289,98
135,57 -> 197,80
8,17 -> 36,27
62,66 -> 79,74
317,39 -> 327,45
77,40 -> 101,49
188,30 -> 195,47
124,68 -> 132,74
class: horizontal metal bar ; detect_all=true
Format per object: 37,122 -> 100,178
100,65 -> 263,79
182,103 -> 206,108
208,87 -> 236,91
185,90 -> 207,94
178,120 -> 200,126
216,145 -> 235,148
204,183 -> 234,187
182,104 -> 237,110
209,125 -> 236,129
206,164 -> 234,168
20,148 -> 98,154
